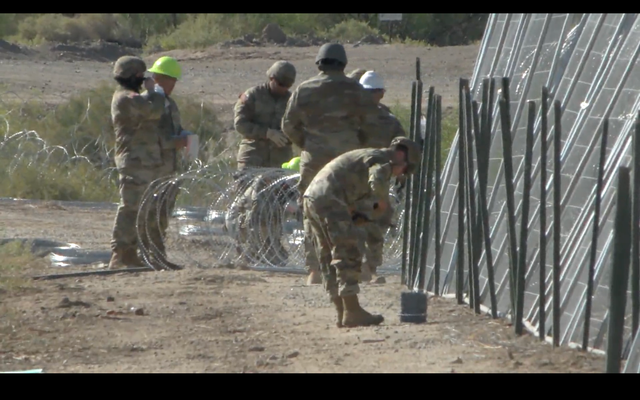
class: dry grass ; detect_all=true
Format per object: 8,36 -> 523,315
0,82 -> 224,202
0,241 -> 36,292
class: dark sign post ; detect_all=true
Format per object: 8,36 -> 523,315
378,14 -> 403,39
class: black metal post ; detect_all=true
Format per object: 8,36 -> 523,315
464,85 -> 481,313
632,109 -> 640,337
552,100 -> 562,348
582,118 -> 608,351
434,95 -> 443,296
539,86 -> 549,341
456,78 -> 467,304
499,83 -> 518,315
605,166 -> 632,373
515,100 -> 535,335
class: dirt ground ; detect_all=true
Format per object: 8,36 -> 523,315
0,200 -> 605,373
0,41 -> 476,128
0,42 -> 606,373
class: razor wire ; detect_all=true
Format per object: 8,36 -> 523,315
134,162 -> 409,273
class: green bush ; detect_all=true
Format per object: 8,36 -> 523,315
324,20 -> 380,43
1,13 -> 487,49
0,82 -> 224,202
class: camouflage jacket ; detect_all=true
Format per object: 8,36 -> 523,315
304,148 -> 395,220
234,83 -> 292,164
111,88 -> 166,168
281,70 -> 377,167
154,94 -> 182,150
363,103 -> 406,148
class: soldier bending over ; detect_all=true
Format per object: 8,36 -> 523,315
302,137 -> 420,328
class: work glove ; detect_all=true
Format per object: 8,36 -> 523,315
266,128 -> 289,147
154,84 -> 166,97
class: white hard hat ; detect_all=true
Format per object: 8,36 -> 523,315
359,71 -> 384,90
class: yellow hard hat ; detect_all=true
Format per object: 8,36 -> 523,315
282,156 -> 300,171
148,56 -> 182,80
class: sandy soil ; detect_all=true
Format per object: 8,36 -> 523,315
0,43 -> 477,115
0,42 -> 606,373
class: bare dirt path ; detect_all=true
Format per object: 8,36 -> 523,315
0,201 -> 604,373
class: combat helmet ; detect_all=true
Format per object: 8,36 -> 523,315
113,56 -> 147,79
390,136 -> 421,174
315,43 -> 347,65
267,60 -> 296,87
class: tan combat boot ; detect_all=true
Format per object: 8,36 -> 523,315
369,265 -> 386,284
108,250 -> 125,270
306,269 -> 322,285
331,295 -> 344,328
122,248 -> 145,267
341,294 -> 384,327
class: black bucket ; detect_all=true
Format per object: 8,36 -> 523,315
399,291 -> 428,323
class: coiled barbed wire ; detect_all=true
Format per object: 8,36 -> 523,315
135,163 -> 409,273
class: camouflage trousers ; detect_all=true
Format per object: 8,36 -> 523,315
110,160 -> 176,256
298,158 -> 330,274
303,196 -> 362,297
236,142 -> 293,170
235,213 -> 288,267
356,221 -> 386,273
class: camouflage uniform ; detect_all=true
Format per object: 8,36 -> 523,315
346,68 -> 367,81
281,44 -> 377,279
302,137 -> 420,327
234,61 -> 296,170
139,93 -> 185,268
109,56 -> 167,268
357,103 -> 406,277
227,169 -> 297,267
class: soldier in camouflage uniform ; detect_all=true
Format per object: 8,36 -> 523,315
140,56 -> 190,270
108,56 -> 181,270
303,137 -> 421,327
356,71 -> 407,283
226,163 -> 299,268
234,61 -> 297,170
281,43 -> 378,286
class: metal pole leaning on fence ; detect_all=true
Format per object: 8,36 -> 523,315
417,89 -> 438,291
413,87 -> 434,288
632,109 -> 640,338
463,83 -> 481,313
434,94 -> 443,296
476,78 -> 498,318
407,74 -> 423,288
456,78 -> 467,304
498,77 -> 518,315
514,100 -> 535,335
552,99 -> 562,348
583,118 -> 608,351
402,80 -> 418,286
539,86 -> 549,341
605,166 -> 632,373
